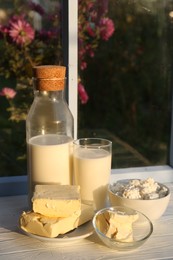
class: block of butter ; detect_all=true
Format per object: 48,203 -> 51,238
97,211 -> 138,242
105,212 -> 139,242
19,204 -> 94,238
32,185 -> 81,217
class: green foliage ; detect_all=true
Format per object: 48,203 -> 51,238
0,0 -> 62,176
79,0 -> 172,166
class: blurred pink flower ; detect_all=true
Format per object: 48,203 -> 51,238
80,61 -> 87,70
87,2 -> 94,10
9,16 -> 35,46
99,17 -> 115,41
86,22 -> 96,37
86,44 -> 95,57
78,83 -> 89,104
38,30 -> 57,42
0,87 -> 16,99
0,25 -> 9,35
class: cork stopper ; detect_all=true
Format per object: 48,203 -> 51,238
33,65 -> 66,91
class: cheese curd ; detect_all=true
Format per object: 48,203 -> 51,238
95,210 -> 139,242
111,178 -> 168,200
105,212 -> 139,242
123,187 -> 141,199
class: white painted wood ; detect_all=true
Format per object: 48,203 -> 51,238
0,165 -> 173,196
67,0 -> 78,139
111,165 -> 173,183
0,179 -> 172,259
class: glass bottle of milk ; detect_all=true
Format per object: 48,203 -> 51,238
26,65 -> 74,201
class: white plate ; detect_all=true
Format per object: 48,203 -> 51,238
20,221 -> 94,244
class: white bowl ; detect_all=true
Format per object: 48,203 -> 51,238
108,179 -> 171,220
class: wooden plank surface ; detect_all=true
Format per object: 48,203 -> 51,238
0,175 -> 172,260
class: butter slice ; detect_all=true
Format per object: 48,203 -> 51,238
32,185 -> 81,217
20,204 -> 94,238
96,211 -> 138,242
20,210 -> 80,238
106,212 -> 139,242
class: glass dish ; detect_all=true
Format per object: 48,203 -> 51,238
92,206 -> 153,251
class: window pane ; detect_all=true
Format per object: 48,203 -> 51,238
0,0 -> 63,177
78,0 -> 172,168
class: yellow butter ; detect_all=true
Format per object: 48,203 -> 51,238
96,211 -> 138,242
106,212 -> 138,242
32,185 -> 81,217
20,210 -> 80,238
19,204 -> 94,238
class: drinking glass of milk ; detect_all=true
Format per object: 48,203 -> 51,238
73,138 -> 112,210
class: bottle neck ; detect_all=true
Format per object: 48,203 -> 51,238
34,90 -> 64,100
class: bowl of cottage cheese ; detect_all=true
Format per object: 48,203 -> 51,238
108,178 -> 170,220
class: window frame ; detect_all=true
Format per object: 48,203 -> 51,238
0,0 -> 173,196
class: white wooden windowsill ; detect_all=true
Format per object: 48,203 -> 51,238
0,168 -> 173,259
1,165 -> 172,196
